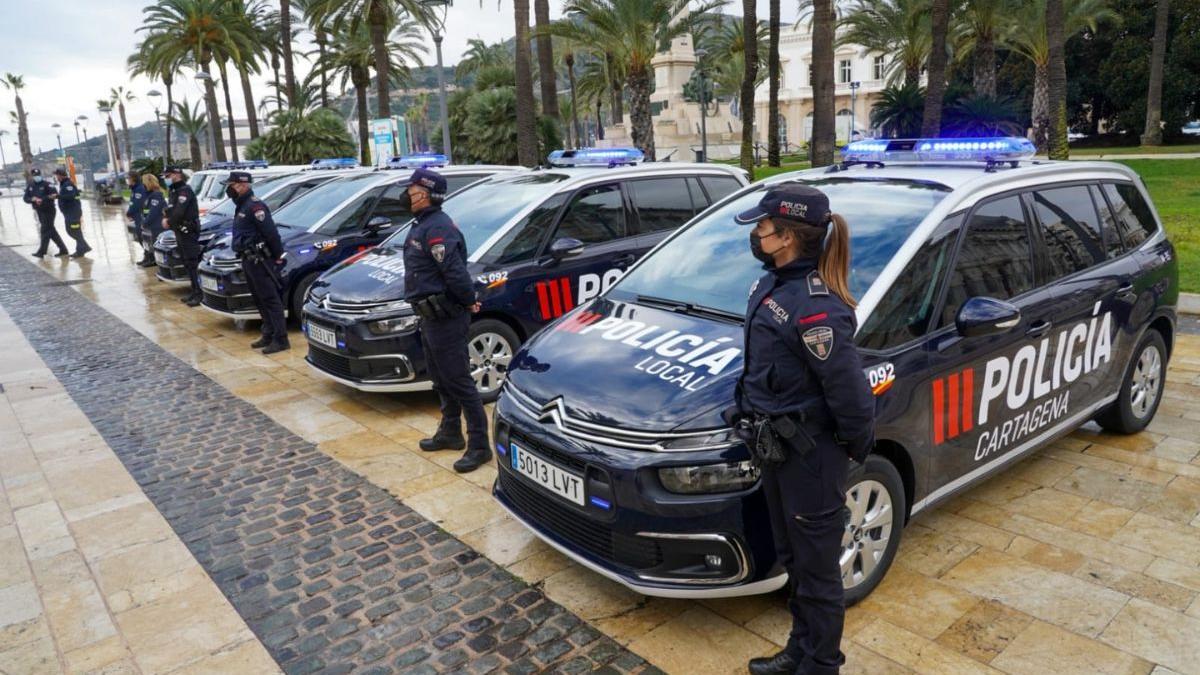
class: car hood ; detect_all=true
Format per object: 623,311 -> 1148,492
205,227 -> 310,261
199,213 -> 233,233
314,246 -> 411,303
506,297 -> 743,432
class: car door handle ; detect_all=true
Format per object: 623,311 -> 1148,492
612,254 -> 636,267
1026,320 -> 1052,338
1116,283 -> 1136,300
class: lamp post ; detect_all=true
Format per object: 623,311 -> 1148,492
849,81 -> 861,139
420,0 -> 453,163
0,130 -> 8,185
50,123 -> 64,163
695,48 -> 709,163
147,89 -> 165,162
76,116 -> 94,191
98,103 -> 119,175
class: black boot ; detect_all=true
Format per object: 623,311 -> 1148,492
748,652 -> 800,675
453,446 -> 492,473
250,336 -> 271,349
419,430 -> 466,452
262,339 -> 291,355
185,295 -> 201,307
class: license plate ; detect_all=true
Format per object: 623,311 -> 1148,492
200,275 -> 220,292
154,252 -> 167,266
306,322 -> 338,349
510,444 -> 584,506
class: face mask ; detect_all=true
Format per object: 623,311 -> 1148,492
749,231 -> 782,264
33,176 -> 44,183
225,186 -> 238,200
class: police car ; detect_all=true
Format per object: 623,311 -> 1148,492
153,161 -> 368,284
492,137 -> 1177,602
194,160 -> 306,214
197,158 -> 516,322
301,148 -> 748,400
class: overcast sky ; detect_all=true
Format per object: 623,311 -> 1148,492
0,1 -> 796,155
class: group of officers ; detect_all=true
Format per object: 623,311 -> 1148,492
22,167 -> 92,258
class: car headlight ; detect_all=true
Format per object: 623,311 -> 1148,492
366,314 -> 419,335
373,300 -> 411,313
658,429 -> 737,451
658,460 -> 760,494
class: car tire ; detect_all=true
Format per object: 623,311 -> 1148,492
290,271 -> 321,326
1095,330 -> 1166,434
842,454 -> 906,606
467,319 -> 520,403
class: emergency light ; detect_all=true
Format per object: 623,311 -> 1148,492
310,157 -> 358,169
389,153 -> 448,169
205,160 -> 270,170
840,137 -> 1036,164
547,147 -> 643,168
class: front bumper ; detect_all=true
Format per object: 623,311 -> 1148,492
198,261 -> 260,319
152,243 -> 189,285
302,301 -> 432,392
491,390 -> 784,598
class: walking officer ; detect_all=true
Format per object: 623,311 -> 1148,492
727,183 -> 875,675
53,168 -> 91,258
402,167 -> 490,473
227,171 -> 289,354
23,168 -> 69,258
164,165 -> 202,305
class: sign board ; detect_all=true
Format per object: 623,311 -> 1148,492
370,118 -> 395,167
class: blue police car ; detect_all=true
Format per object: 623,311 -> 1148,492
301,149 -> 748,400
197,159 -> 516,322
492,138 -> 1177,602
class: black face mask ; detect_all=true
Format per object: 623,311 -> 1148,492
225,185 -> 238,200
749,231 -> 781,264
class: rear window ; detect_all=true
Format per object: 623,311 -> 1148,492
628,178 -> 696,235
1102,182 -> 1159,251
699,176 -> 743,203
610,177 -> 951,316
1030,185 -> 1105,281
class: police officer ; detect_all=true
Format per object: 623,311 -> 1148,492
403,168 -> 490,473
164,165 -> 202,305
139,174 -> 168,268
126,171 -> 151,262
53,168 -> 91,258
729,184 -> 875,675
228,171 -> 289,354
23,168 -> 69,258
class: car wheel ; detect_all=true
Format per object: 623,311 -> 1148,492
842,454 -> 905,606
467,319 -> 519,403
290,271 -> 321,325
1095,330 -> 1166,434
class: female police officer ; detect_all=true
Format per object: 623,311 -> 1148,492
729,183 -> 875,675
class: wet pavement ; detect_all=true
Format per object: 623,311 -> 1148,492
1,194 -> 1200,674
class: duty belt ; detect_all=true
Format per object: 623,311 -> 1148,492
411,294 -> 462,320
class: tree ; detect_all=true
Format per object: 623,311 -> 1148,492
1045,0 -> 1069,158
514,0 -> 540,166
128,36 -> 187,162
871,83 -> 926,136
110,87 -> 136,169
564,48 -> 583,148
98,100 -> 124,172
739,0 -> 759,174
922,0 -> 951,135
957,0 -> 1017,97
811,0 -> 837,166
768,0 -> 782,165
697,16 -> 768,107
534,0 -> 559,122
575,56 -> 610,140
456,39 -> 512,84
842,0 -> 932,87
466,88 -> 520,163
248,108 -> 356,163
171,99 -> 209,168
280,0 -> 298,104
2,73 -> 34,178
1140,0 -> 1170,145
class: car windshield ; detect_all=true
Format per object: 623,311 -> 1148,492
186,172 -> 208,193
610,176 -> 952,316
378,172 -> 571,252
272,173 -> 381,230
207,175 -> 292,217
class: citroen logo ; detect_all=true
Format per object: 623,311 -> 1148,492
536,398 -> 568,427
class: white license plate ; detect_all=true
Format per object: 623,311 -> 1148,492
510,444 -> 584,506
200,275 -> 220,292
306,322 -> 338,349
155,252 -> 167,266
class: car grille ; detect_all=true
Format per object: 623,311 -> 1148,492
211,257 -> 241,271
308,346 -> 354,379
201,292 -> 231,312
499,470 -> 661,571
323,297 -> 394,314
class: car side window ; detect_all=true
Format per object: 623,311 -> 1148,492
479,193 -> 568,265
627,178 -> 695,236
446,174 -> 485,195
317,187 -> 384,235
369,184 -> 413,226
553,183 -> 626,244
1102,182 -> 1158,250
1089,184 -> 1125,258
1030,185 -> 1105,281
698,176 -> 742,203
858,213 -> 962,351
940,195 -> 1035,326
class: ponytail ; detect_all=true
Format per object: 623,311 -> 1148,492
819,213 -> 856,309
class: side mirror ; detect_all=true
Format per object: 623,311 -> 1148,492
548,237 -> 585,260
365,215 -> 391,232
956,297 -> 1021,338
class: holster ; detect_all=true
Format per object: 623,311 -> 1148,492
412,294 -> 460,320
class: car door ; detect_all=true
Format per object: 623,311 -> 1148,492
625,176 -> 702,255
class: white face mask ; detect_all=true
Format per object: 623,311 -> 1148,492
33,175 -> 44,183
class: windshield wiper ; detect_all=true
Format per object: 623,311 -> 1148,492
635,294 -> 743,324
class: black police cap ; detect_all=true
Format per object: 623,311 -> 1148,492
223,171 -> 253,185
30,168 -> 41,176
163,165 -> 185,175
53,167 -> 67,176
404,167 -> 447,198
735,182 -> 832,228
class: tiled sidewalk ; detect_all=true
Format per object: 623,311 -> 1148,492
0,306 -> 279,674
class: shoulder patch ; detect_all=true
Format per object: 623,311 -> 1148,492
748,279 -> 759,297
255,209 -> 266,222
177,194 -> 188,204
806,270 -> 828,296
802,326 -> 834,360
430,243 -> 446,263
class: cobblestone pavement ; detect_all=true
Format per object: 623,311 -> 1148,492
0,226 -> 657,672
3,196 -> 1200,674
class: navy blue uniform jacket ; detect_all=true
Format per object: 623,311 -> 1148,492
402,206 -> 476,308
231,193 -> 283,258
57,178 -> 82,222
23,181 -> 58,213
142,189 -> 167,229
167,181 -> 200,236
127,183 -> 148,225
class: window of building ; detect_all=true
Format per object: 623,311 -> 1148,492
1030,185 -> 1105,281
807,63 -> 814,86
839,59 -> 852,84
873,55 -> 886,81
940,196 -> 1035,326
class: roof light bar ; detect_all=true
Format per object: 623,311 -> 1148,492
841,137 -> 1036,164
310,157 -> 358,169
547,147 -> 644,168
205,160 -> 270,170
388,153 -> 448,169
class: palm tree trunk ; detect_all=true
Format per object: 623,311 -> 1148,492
14,94 -> 33,177
810,0 -> 837,167
353,69 -> 371,166
513,0 -> 539,166
595,95 -> 605,141
534,0 -> 559,119
1046,0 -> 1069,159
605,52 -> 623,125
271,52 -> 283,114
218,60 -> 240,162
738,0 -> 759,175
107,115 -> 123,172
369,0 -> 391,118
118,101 -> 132,170
1032,61 -> 1050,149
239,65 -> 260,140
189,135 -> 202,168
200,53 -> 227,162
280,0 -> 298,105
1140,0 -> 1170,146
973,35 -> 997,98
768,0 -> 781,166
164,78 -> 174,161
921,0 -> 950,137
627,67 -> 655,160
316,30 -> 330,109
567,53 -> 582,149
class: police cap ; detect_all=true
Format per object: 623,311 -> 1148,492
53,167 -> 67,177
404,167 -> 447,200
30,168 -> 41,177
735,182 -> 832,228
163,165 -> 185,176
223,171 -> 253,185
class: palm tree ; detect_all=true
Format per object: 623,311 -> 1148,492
811,0 -> 837,166
563,48 -> 583,148
1,73 -> 34,177
128,36 -> 187,161
1008,0 -> 1114,151
768,0 -> 782,166
171,98 -> 209,167
297,0 -> 333,108
98,99 -> 124,171
739,0 -> 759,174
280,0 -> 298,104
534,0 -> 559,123
871,83 -> 925,136
1140,0 -> 1170,146
1045,0 -> 1068,159
456,39 -> 512,84
956,0 -> 1016,97
229,0 -> 273,140
842,0 -> 931,87
576,56 -> 610,141
111,87 -> 136,168
514,0 -> 539,166
921,0 -> 951,136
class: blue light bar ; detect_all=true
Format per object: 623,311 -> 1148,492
205,160 -> 270,170
841,137 -> 1036,164
548,147 -> 644,168
310,157 -> 358,169
388,153 -> 448,169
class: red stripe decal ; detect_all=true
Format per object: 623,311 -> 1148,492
559,277 -> 574,311
932,378 -> 945,445
428,237 -> 444,244
962,368 -> 974,433
548,278 -> 564,318
948,373 -> 960,439
535,282 -> 551,321
797,312 -> 828,325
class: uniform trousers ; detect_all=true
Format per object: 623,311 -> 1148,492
33,209 -> 67,255
420,312 -> 488,449
242,257 -> 287,343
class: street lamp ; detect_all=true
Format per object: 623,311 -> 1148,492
849,81 -> 861,140
50,123 -> 64,162
695,48 -> 709,163
147,89 -> 165,162
420,0 -> 453,163
0,129 -> 8,185
76,116 -> 94,191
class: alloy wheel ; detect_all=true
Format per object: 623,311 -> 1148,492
469,331 -> 513,396
1130,343 -> 1163,420
841,479 -> 894,590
